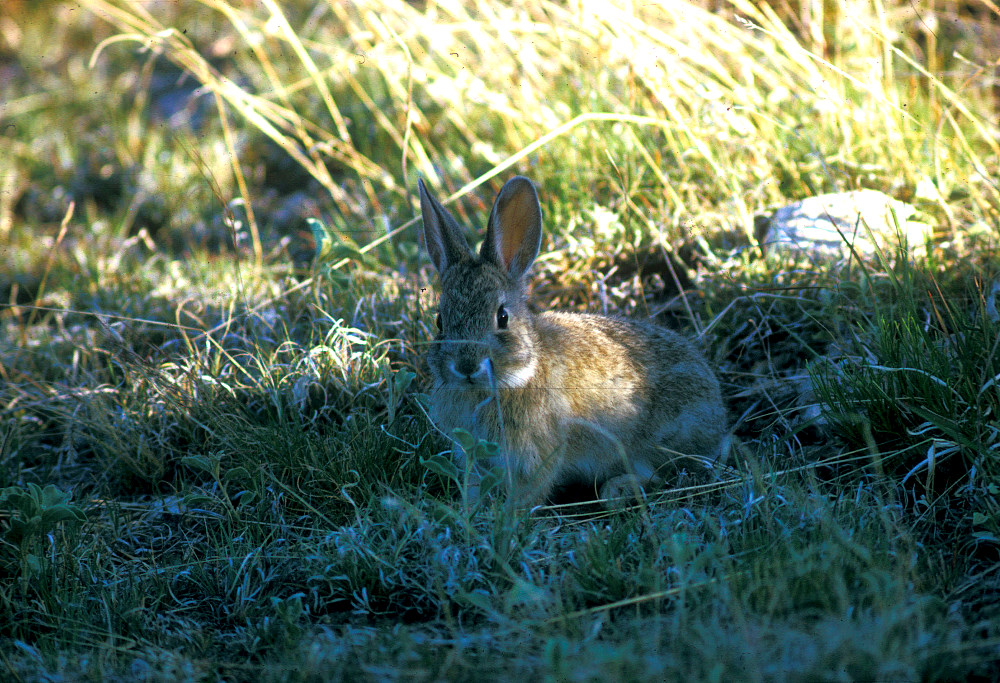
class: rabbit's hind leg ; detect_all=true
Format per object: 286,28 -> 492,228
598,461 -> 661,508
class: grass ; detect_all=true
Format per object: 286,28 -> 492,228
1,0 -> 999,679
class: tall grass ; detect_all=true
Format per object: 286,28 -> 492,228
83,0 -> 999,248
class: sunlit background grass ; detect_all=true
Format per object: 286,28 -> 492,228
1,0 -> 999,679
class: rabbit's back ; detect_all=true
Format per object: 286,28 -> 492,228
532,312 -> 726,460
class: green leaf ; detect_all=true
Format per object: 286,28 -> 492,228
315,263 -> 352,290
26,482 -> 43,502
308,217 -> 333,262
182,454 -> 219,476
1,489 -> 36,517
451,428 -> 477,454
23,554 -> 42,577
224,466 -> 252,484
5,518 -> 30,545
40,504 -> 86,525
328,243 -> 369,264
310,217 -> 370,267
419,453 -> 460,483
393,369 -> 415,394
474,440 -> 499,459
233,490 -> 258,508
478,467 -> 505,498
39,484 -> 72,508
181,493 -> 218,509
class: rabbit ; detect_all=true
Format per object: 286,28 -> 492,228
418,175 -> 728,506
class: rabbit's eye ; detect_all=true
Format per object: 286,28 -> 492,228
435,312 -> 442,332
496,305 -> 508,330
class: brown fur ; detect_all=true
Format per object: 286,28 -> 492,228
418,176 -> 727,505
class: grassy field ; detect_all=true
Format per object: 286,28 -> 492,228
2,0 -> 999,679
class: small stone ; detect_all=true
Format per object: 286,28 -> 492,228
757,190 -> 930,259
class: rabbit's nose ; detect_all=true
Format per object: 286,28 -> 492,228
450,357 -> 490,381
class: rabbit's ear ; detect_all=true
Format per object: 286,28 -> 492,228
481,176 -> 542,279
418,178 -> 472,273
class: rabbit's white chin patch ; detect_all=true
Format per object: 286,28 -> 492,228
497,356 -> 537,389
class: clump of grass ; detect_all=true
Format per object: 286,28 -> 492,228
810,261 -> 1000,559
815,275 -> 998,463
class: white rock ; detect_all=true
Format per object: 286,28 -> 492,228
757,190 -> 930,259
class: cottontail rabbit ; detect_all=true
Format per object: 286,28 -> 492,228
418,176 -> 727,506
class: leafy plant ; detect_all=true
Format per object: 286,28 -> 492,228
811,273 -> 1000,502
420,428 -> 506,510
0,483 -> 87,586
